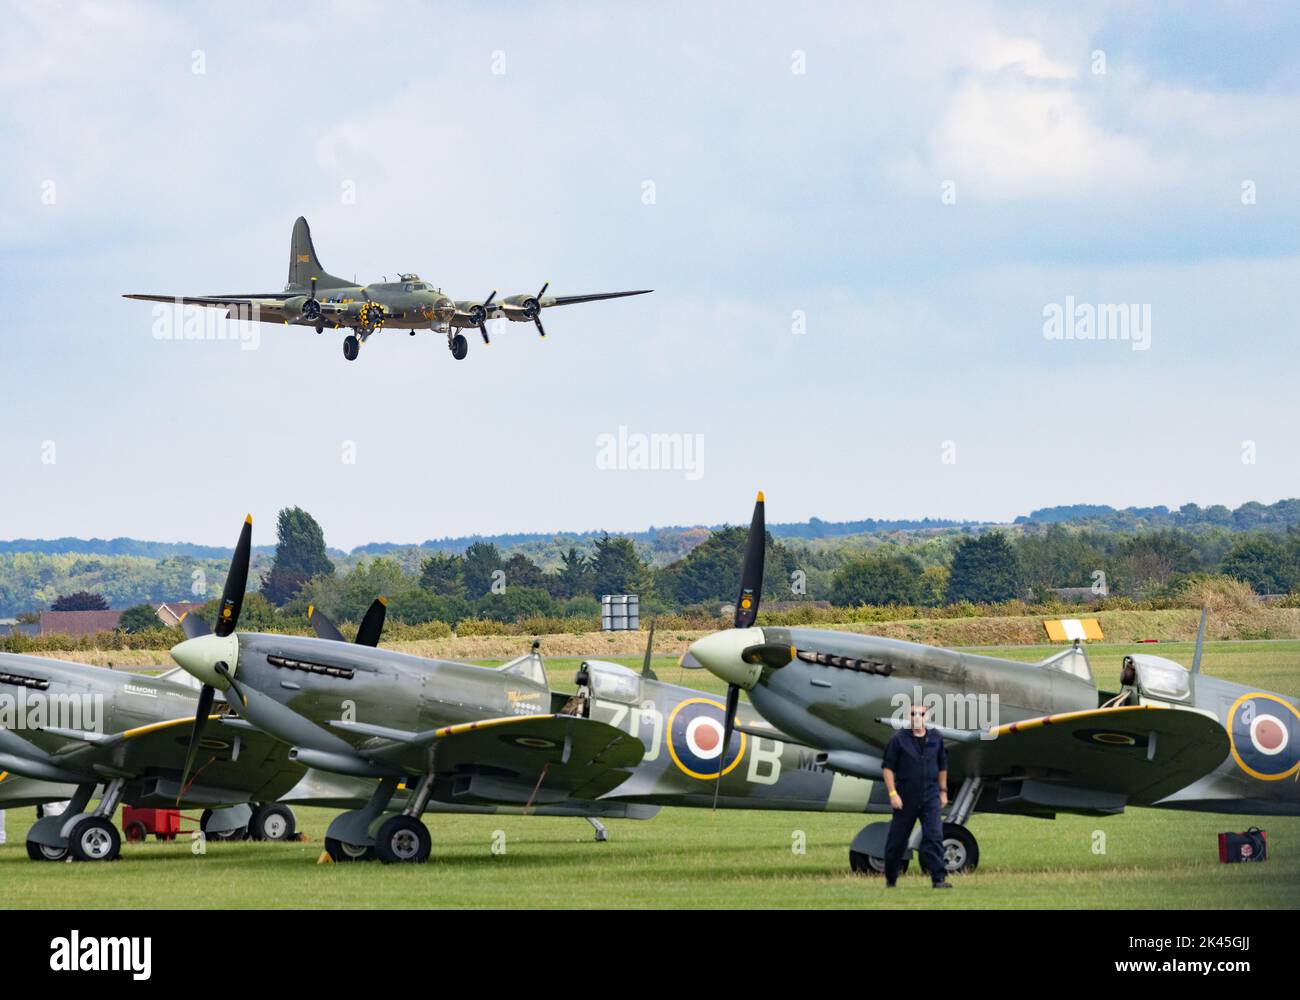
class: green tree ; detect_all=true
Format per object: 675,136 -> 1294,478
51,590 -> 109,611
831,553 -> 925,607
1220,535 -> 1299,594
261,507 -> 334,606
462,542 -> 503,598
418,552 -> 465,598
552,547 -> 593,599
945,532 -> 1022,604
658,525 -> 797,606
591,534 -> 651,597
502,553 -> 547,591
118,603 -> 161,633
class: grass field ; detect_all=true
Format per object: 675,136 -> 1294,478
2,639 -> 1299,909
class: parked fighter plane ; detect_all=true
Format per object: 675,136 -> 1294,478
124,217 -> 651,362
170,516 -> 648,863
684,493 -> 1293,876
0,652 -> 305,862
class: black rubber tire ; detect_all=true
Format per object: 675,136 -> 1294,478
850,851 -> 908,877
375,815 -> 431,865
938,822 -> 979,874
124,821 -> 149,843
325,837 -> 376,863
26,840 -> 69,862
68,816 -> 121,862
200,808 -> 247,842
343,335 -> 360,361
450,334 -> 468,361
248,803 -> 296,842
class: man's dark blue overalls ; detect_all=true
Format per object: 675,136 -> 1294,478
882,725 -> 948,885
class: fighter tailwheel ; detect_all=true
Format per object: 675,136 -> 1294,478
343,335 -> 360,361
850,851 -> 908,877
325,837 -> 376,863
68,816 -> 121,862
200,808 -> 247,842
26,840 -> 69,862
449,333 -> 468,361
248,803 -> 296,842
375,815 -> 432,864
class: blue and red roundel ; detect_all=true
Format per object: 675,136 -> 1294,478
1227,693 -> 1300,781
666,697 -> 747,780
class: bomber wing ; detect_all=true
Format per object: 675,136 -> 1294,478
953,704 -> 1228,805
329,713 -> 645,803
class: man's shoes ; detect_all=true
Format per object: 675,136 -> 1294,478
932,879 -> 953,889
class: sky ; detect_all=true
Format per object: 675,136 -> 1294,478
2,1 -> 1299,551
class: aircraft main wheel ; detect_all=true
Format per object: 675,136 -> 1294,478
249,803 -> 296,842
375,815 -> 431,864
850,851 -> 908,877
939,822 -> 979,874
325,837 -> 376,863
200,808 -> 247,842
343,335 -> 360,361
315,323 -> 324,335
26,840 -> 69,862
449,333 -> 468,361
68,816 -> 121,862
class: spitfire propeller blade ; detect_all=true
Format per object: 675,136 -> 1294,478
178,612 -> 211,640
177,682 -> 215,803
741,642 -> 795,669
354,597 -> 388,647
308,605 -> 346,643
215,515 -> 252,638
735,492 -> 766,629
711,683 -> 741,812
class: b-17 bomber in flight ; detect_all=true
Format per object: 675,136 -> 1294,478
125,217 -> 651,362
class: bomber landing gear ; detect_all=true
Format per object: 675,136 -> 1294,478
315,322 -> 324,335
343,335 -> 360,361
448,332 -> 468,361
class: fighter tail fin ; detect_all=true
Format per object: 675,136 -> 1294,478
287,217 -> 351,290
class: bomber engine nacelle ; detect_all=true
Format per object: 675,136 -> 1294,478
500,282 -> 551,336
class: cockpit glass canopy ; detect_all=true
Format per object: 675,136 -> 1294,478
586,661 -> 641,704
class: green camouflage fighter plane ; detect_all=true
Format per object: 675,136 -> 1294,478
168,517 -> 902,864
684,493 -> 1298,876
124,217 -> 651,362
0,652 -> 307,862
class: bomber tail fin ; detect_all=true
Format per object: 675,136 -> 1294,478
287,217 -> 352,290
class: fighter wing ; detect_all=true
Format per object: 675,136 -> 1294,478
331,713 -> 645,803
952,704 -> 1228,805
48,715 -> 303,803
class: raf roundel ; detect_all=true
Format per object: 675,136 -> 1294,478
1227,692 -> 1300,781
666,697 -> 747,780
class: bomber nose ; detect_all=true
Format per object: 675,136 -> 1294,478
687,627 -> 766,690
170,633 -> 239,690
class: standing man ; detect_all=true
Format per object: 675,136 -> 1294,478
881,700 -> 951,889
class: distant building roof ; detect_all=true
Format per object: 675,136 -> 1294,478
39,610 -> 123,637
153,600 -> 206,627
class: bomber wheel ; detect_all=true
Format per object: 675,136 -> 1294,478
375,815 -> 431,865
249,804 -> 296,842
68,816 -> 121,862
449,333 -> 468,361
343,335 -> 360,361
200,809 -> 247,842
325,837 -> 376,863
26,840 -> 69,862
315,323 -> 324,335
850,851 -> 908,877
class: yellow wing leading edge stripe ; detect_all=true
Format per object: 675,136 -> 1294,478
991,703 -> 1170,738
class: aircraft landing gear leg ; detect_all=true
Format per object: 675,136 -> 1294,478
585,817 -> 609,842
324,775 -> 399,862
937,777 -> 982,875
68,776 -> 127,862
26,780 -> 97,861
375,772 -> 434,864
